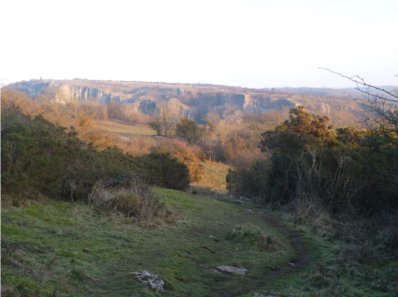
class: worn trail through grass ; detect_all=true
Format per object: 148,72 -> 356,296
2,189 -> 313,297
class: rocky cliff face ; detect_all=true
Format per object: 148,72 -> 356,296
54,84 -> 113,104
243,94 -> 296,113
6,79 -> 366,124
10,80 -> 117,104
11,80 -> 51,97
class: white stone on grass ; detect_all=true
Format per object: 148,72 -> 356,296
215,265 -> 248,275
131,270 -> 165,291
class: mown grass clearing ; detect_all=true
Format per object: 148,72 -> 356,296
93,120 -> 156,138
2,188 -> 295,297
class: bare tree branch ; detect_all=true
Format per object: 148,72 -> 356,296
319,67 -> 398,103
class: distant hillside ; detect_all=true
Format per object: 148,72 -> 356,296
6,79 -> 373,126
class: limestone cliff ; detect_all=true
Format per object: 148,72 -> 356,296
243,94 -> 296,113
6,79 -> 367,125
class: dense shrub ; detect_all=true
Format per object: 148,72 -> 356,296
139,153 -> 190,190
149,140 -> 204,183
1,107 -> 97,200
88,178 -> 175,222
226,160 -> 268,199
175,118 -> 202,144
227,106 -> 398,217
1,107 -> 191,203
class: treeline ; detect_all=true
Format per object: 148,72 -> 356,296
2,89 -> 285,171
1,90 -> 203,183
152,112 -> 287,168
228,106 -> 398,218
1,107 -> 190,204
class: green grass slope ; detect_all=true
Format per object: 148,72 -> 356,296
2,188 -> 295,297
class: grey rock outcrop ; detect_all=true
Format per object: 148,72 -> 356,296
243,94 -> 295,113
131,270 -> 165,291
6,79 -> 367,125
215,265 -> 248,275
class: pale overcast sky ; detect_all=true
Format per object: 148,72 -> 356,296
1,0 -> 397,88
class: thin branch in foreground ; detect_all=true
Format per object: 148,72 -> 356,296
319,67 -> 398,103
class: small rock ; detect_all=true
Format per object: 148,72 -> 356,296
209,235 -> 219,242
288,262 -> 297,268
131,270 -> 165,291
215,265 -> 248,275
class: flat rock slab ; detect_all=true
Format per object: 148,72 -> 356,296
131,270 -> 165,291
215,265 -> 248,275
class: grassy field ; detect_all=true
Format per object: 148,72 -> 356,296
93,120 -> 156,138
3,188 -> 397,297
2,189 -> 296,297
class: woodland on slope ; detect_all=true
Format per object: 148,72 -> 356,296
4,80 -> 372,172
1,80 -> 398,296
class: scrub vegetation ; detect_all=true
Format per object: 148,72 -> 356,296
2,85 -> 397,297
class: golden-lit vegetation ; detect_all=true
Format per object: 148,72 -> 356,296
93,120 -> 156,137
2,83 -> 398,296
191,162 -> 230,193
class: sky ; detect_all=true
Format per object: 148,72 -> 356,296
1,0 -> 397,88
